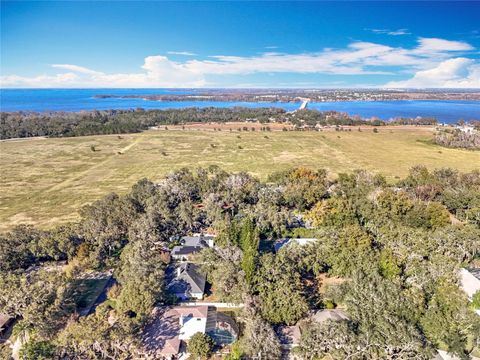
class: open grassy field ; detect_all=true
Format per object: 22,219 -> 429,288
1,126 -> 479,231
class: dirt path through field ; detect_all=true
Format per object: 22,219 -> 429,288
46,136 -> 143,193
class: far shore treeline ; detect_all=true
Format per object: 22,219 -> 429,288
0,107 -> 443,140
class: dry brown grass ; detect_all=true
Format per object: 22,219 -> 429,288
1,126 -> 478,231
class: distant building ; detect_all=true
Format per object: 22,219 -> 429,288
274,238 -> 317,252
455,125 -> 476,134
142,306 -> 238,358
167,263 -> 206,300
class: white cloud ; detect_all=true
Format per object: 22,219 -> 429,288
51,64 -> 102,75
1,56 -> 206,88
385,58 -> 480,88
1,73 -> 80,87
166,51 -> 196,56
1,37 -> 477,88
414,37 -> 474,54
369,28 -> 411,36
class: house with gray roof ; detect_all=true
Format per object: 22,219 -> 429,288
171,234 -> 215,261
167,263 -> 206,300
171,245 -> 205,261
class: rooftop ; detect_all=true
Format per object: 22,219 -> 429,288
311,309 -> 349,323
168,263 -> 206,295
171,245 -> 205,257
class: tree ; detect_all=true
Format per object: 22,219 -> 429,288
0,225 -> 43,271
276,167 -> 329,210
255,253 -> 309,325
187,332 -> 214,359
239,218 -> 260,287
472,290 -> 480,310
19,340 -> 56,360
56,303 -> 141,359
297,320 -> 359,360
79,193 -> 138,267
333,272 -> 434,359
241,298 -> 281,359
115,240 -> 165,322
0,269 -> 76,338
420,281 -> 478,358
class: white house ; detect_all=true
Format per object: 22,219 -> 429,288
142,306 -> 238,358
178,306 -> 208,340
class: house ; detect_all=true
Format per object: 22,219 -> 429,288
459,268 -> 480,315
167,263 -> 206,300
171,245 -> 205,261
276,309 -> 349,351
274,238 -> 317,252
142,306 -> 238,358
310,309 -> 349,323
171,234 -> 215,261
182,234 -> 215,248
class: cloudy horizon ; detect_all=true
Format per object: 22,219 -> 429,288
1,2 -> 479,88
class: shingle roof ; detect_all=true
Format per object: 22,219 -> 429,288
276,325 -> 301,345
171,245 -> 204,256
160,338 -> 180,355
175,306 -> 209,319
168,263 -> 206,294
311,309 -> 349,323
182,236 -> 209,247
467,268 -> 480,281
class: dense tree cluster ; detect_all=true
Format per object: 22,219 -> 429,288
0,107 -> 390,139
0,165 -> 479,359
391,117 -> 438,125
434,128 -> 480,150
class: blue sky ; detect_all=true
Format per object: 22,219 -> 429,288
1,1 -> 479,88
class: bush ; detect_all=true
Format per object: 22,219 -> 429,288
472,290 -> 480,310
187,332 -> 214,358
20,340 -> 56,360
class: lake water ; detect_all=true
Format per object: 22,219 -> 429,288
1,89 -> 479,124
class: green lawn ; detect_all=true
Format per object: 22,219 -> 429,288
1,127 -> 479,231
72,277 -> 111,315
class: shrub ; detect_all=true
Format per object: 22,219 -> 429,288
187,332 -> 214,358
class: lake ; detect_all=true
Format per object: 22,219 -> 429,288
1,89 -> 479,123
